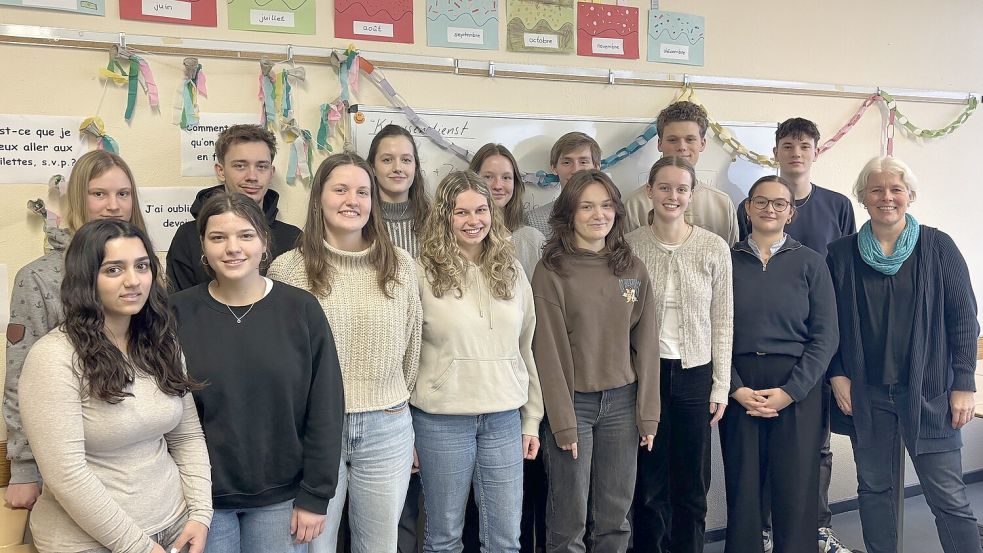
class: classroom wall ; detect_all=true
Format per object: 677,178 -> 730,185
3,0 -> 982,532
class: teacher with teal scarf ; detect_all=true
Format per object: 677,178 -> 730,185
825,156 -> 981,553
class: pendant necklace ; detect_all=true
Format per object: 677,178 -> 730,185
226,303 -> 255,324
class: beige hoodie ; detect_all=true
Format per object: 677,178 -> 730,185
412,259 -> 544,436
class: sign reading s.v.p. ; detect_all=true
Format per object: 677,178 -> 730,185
0,115 -> 88,184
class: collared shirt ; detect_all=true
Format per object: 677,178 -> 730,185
748,234 -> 789,260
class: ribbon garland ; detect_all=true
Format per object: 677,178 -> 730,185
99,48 -> 159,121
317,100 -> 347,152
80,116 -> 120,154
175,58 -> 207,129
283,120 -> 314,185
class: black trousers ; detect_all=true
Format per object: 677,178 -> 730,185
631,360 -> 713,553
720,353 -> 822,553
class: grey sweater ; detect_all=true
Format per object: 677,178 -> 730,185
20,329 -> 212,553
4,225 -> 72,484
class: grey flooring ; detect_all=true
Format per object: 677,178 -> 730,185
702,480 -> 983,552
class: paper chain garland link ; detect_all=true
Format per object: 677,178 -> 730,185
879,90 -> 978,139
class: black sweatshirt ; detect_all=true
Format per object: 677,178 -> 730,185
171,282 -> 344,513
730,238 -> 839,402
166,184 -> 302,292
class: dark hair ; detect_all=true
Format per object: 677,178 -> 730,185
549,132 -> 601,169
776,117 -> 820,146
196,192 -> 274,279
61,219 -> 199,403
647,156 -> 697,190
301,153 -> 401,298
214,124 -> 277,164
747,175 -> 795,200
469,143 -> 527,232
542,170 -> 634,277
657,101 -> 709,139
367,124 -> 431,232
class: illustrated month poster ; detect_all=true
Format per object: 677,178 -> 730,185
335,0 -> 414,44
227,0 -> 316,35
120,0 -> 217,26
0,0 -> 105,15
426,0 -> 499,50
506,0 -> 575,54
576,2 -> 639,59
647,10 -> 705,66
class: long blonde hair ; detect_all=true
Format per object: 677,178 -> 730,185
419,171 -> 517,300
63,150 -> 146,233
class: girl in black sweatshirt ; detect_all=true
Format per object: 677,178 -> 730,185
721,176 -> 838,553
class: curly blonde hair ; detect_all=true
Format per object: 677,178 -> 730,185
419,171 -> 517,300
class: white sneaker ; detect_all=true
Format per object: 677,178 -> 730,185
818,526 -> 854,553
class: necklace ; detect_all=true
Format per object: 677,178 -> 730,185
652,224 -> 693,246
795,183 -> 815,209
226,303 -> 255,324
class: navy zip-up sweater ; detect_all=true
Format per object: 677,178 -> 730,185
826,227 -> 979,454
731,237 -> 839,402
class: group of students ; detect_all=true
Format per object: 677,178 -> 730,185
2,99 -> 979,553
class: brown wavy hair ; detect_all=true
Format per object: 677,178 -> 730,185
63,150 -> 147,234
61,219 -> 199,403
367,124 -> 431,232
541,170 -> 634,277
419,171 -> 517,300
469,143 -> 527,232
299,153 -> 401,298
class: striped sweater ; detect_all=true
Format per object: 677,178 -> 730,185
382,200 -> 419,258
826,227 -> 979,454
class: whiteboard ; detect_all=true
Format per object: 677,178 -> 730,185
352,106 -> 777,211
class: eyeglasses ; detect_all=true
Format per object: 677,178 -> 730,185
749,196 -> 791,212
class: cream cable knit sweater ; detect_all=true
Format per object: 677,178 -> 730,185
268,242 -> 423,413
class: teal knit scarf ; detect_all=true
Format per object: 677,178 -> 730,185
858,213 -> 920,275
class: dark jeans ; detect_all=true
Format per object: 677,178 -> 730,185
851,384 -> 982,553
631,360 -> 712,553
720,354 -> 822,553
543,383 -> 638,553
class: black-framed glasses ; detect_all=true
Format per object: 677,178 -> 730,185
749,196 -> 791,212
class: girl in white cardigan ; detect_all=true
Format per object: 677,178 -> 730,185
625,156 -> 733,553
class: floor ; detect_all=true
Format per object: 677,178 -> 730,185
702,480 -> 983,552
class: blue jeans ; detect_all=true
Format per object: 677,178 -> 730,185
311,402 -> 415,553
413,407 -> 523,553
851,384 -> 982,553
543,382 -> 638,553
206,499 -> 307,553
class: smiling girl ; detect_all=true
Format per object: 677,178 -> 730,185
367,124 -> 432,258
268,153 -> 422,553
412,170 -> 542,552
532,169 -> 660,553
170,192 -> 344,553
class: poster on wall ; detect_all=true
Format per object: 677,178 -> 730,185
577,2 -> 639,59
137,186 -> 200,251
334,0 -> 413,44
506,0 -> 575,54
119,0 -> 217,26
0,114 -> 88,184
227,0 -> 315,35
647,10 -> 705,66
180,113 -> 261,177
426,0 -> 499,50
0,0 -> 104,15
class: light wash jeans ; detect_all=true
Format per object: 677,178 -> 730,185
413,407 -> 523,553
205,499 -> 307,553
310,401 -> 415,553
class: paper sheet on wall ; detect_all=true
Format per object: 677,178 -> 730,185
120,0 -> 217,26
180,113 -> 261,177
138,187 -> 201,251
577,2 -> 639,59
647,10 -> 705,66
0,114 -> 88,184
0,264 -> 9,342
506,0 -> 575,54
0,0 -> 104,15
227,0 -> 315,34
426,0 -> 498,50
335,0 -> 414,43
